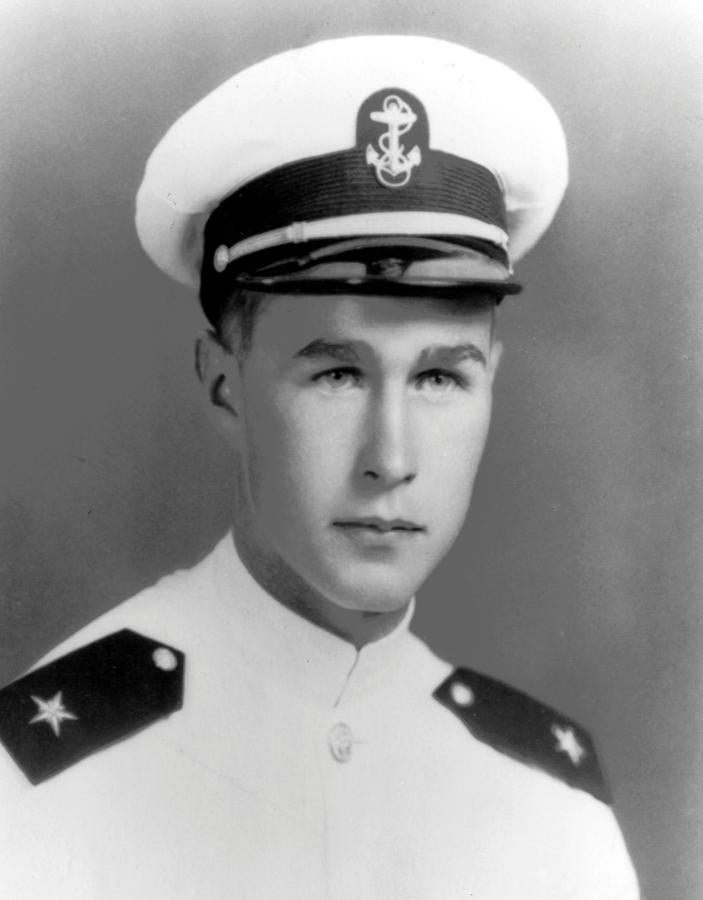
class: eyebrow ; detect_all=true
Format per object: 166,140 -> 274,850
294,339 -> 360,363
294,339 -> 487,367
417,343 -> 487,368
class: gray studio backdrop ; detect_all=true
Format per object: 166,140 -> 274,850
1,2 -> 701,897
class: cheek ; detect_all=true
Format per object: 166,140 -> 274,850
242,388 -> 358,523
422,398 -> 492,508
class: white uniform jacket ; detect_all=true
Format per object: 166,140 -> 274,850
0,534 -> 639,898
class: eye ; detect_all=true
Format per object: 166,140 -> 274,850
312,367 -> 362,389
416,369 -> 468,391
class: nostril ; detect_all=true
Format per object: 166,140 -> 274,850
363,468 -> 415,484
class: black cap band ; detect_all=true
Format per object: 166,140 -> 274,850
199,87 -> 513,324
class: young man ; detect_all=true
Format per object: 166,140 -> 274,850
0,35 -> 639,898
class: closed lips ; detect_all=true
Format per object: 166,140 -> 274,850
334,519 -> 424,532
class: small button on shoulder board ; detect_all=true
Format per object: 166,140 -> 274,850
0,629 -> 185,785
433,667 -> 611,803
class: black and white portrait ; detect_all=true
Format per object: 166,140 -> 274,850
0,2 -> 700,897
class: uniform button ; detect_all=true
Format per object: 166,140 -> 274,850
449,681 -> 474,707
328,722 -> 354,763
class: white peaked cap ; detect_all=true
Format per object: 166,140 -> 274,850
135,35 -> 568,317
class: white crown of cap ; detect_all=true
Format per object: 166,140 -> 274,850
135,34 -> 568,288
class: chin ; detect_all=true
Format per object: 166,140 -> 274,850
322,568 -> 422,615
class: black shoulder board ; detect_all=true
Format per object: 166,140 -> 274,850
0,629 -> 185,785
433,667 -> 611,803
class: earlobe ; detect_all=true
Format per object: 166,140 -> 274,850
210,373 -> 236,413
194,332 -> 241,427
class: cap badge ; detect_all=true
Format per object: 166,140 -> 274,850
365,94 -> 422,189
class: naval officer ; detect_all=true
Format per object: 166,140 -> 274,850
0,35 -> 639,898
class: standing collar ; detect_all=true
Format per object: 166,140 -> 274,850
210,532 -> 416,709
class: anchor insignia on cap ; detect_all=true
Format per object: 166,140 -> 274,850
365,94 -> 422,188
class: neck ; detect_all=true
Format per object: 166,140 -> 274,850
231,522 -> 410,651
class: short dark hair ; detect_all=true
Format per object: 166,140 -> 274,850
214,288 -> 270,356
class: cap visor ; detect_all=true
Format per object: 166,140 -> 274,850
233,273 -> 522,300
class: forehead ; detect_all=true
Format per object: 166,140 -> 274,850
250,293 -> 494,356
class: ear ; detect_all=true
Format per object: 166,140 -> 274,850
195,332 -> 243,440
486,338 -> 504,386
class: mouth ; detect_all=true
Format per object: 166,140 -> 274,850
333,517 -> 425,534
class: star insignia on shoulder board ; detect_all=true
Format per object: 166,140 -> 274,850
551,723 -> 586,766
433,668 -> 610,802
29,692 -> 78,737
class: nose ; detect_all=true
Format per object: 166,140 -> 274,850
358,389 -> 417,488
